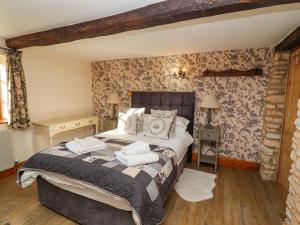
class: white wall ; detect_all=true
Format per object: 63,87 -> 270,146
0,37 -> 6,48
1,48 -> 92,162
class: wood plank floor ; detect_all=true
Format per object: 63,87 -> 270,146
0,164 -> 286,225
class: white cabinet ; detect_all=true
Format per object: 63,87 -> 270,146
33,115 -> 98,152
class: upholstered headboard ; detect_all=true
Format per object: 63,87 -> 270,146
131,91 -> 195,162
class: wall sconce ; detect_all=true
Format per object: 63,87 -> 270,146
173,65 -> 186,79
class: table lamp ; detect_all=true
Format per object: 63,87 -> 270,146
107,93 -> 121,120
200,95 -> 220,128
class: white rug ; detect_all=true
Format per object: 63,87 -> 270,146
175,168 -> 217,202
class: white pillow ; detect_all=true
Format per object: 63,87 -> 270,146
143,114 -> 173,140
118,112 -> 138,135
126,108 -> 145,116
176,116 -> 190,135
117,108 -> 145,134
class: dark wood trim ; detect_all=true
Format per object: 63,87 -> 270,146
203,68 -> 263,77
275,26 -> 300,52
0,162 -> 24,179
0,119 -> 8,124
6,0 -> 300,49
192,152 -> 260,171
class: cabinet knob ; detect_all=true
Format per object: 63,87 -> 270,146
76,122 -> 81,127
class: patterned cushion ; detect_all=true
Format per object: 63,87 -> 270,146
151,109 -> 177,137
118,112 -> 138,135
118,108 -> 145,134
128,108 -> 145,134
141,114 -> 151,134
144,114 -> 173,139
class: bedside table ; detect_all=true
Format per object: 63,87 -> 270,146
101,117 -> 117,132
198,125 -> 220,173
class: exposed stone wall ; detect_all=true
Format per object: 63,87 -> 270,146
284,99 -> 300,225
260,52 -> 290,181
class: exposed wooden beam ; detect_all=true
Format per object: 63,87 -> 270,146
275,26 -> 300,52
202,68 -> 263,77
6,0 -> 300,49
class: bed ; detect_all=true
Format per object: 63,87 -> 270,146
18,91 -> 195,225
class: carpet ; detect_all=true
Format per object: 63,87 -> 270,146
175,168 -> 217,202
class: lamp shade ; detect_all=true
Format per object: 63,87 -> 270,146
107,93 -> 121,104
199,95 -> 220,109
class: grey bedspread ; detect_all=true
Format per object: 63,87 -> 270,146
18,137 -> 178,225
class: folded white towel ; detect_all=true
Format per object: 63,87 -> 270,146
115,151 -> 159,167
121,140 -> 151,155
66,140 -> 107,155
74,137 -> 103,147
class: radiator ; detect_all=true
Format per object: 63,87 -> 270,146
0,129 -> 14,172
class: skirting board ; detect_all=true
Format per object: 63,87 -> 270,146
0,162 -> 24,179
192,152 -> 260,171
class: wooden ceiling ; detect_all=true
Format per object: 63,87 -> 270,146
6,0 -> 300,49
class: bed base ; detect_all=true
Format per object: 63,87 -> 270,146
37,177 -> 135,225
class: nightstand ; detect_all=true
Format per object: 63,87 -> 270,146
101,117 -> 117,132
197,125 -> 220,173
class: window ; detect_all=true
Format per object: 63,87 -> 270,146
0,55 -> 8,122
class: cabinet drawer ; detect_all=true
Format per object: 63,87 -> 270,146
51,122 -> 72,135
71,120 -> 84,129
84,117 -> 98,126
199,131 -> 218,140
71,118 -> 98,129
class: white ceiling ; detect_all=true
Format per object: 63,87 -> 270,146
0,0 -> 163,38
1,2 -> 300,61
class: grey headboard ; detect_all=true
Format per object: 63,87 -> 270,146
131,91 -> 195,162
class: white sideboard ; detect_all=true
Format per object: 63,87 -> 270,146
32,115 -> 98,151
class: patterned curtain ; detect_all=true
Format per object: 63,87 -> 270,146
6,51 -> 30,129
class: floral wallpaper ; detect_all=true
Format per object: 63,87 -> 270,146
91,48 -> 273,162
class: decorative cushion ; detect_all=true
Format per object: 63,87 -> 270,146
141,114 -> 151,134
128,108 -> 145,134
151,109 -> 177,137
143,115 -> 173,140
136,115 -> 144,134
118,112 -> 138,135
118,108 -> 145,134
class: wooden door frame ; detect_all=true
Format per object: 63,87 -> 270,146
277,48 -> 300,192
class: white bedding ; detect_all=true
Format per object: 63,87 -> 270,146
97,129 -> 194,163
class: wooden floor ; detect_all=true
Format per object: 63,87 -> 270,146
0,164 -> 286,225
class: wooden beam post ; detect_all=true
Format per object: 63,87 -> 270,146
275,26 -> 300,52
6,0 -> 300,49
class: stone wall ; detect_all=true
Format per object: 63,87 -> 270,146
260,52 -> 290,181
284,99 -> 300,225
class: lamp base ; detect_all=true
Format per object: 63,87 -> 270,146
205,108 -> 213,128
111,104 -> 118,120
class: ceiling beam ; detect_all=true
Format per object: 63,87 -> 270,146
275,26 -> 300,52
6,0 -> 300,49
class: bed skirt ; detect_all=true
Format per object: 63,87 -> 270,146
37,152 -> 188,225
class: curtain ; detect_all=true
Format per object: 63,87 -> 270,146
6,51 -> 30,128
